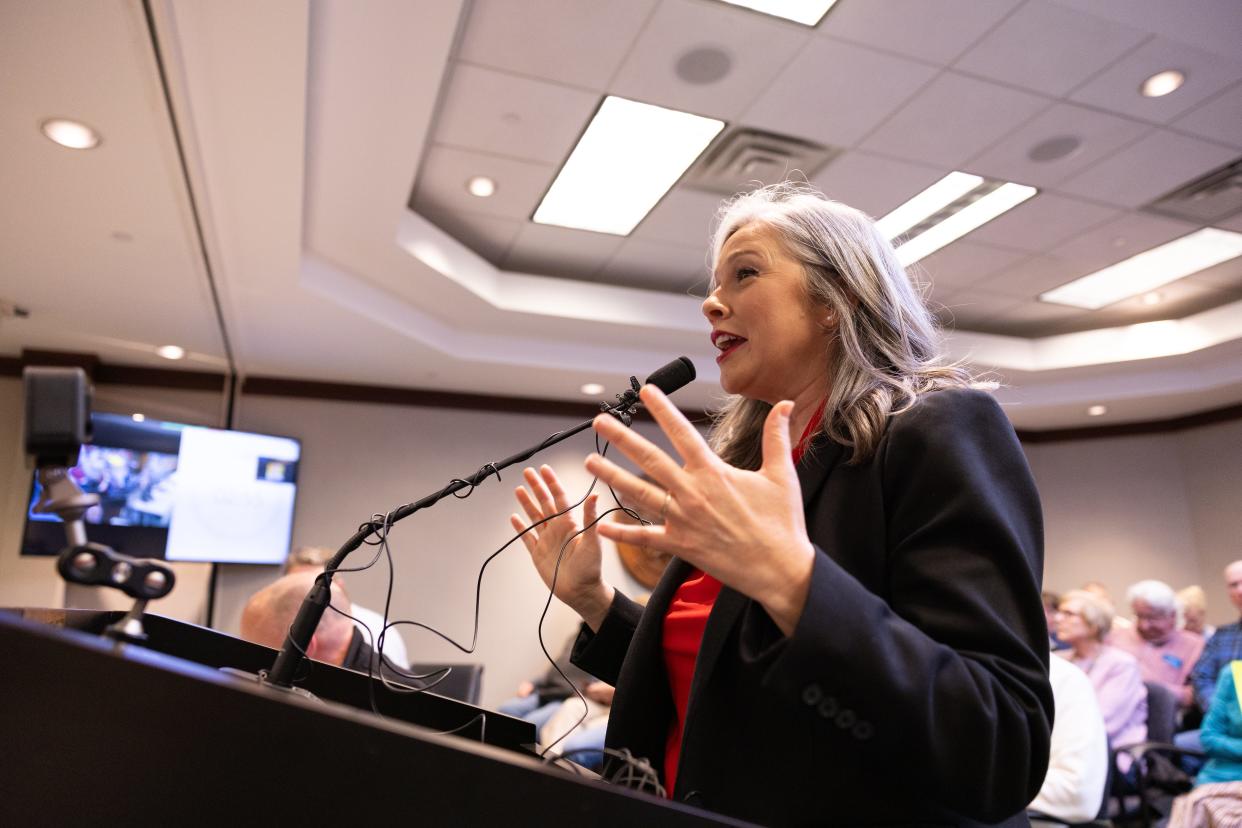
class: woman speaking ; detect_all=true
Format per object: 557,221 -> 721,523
511,183 -> 1052,827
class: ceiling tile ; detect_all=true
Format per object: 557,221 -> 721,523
965,193 -> 1121,252
860,72 -> 1050,167
819,0 -> 1023,66
1069,37 -> 1242,124
981,294 -> 1095,336
809,150 -> 945,219
953,1 -> 1149,97
433,63 -> 600,165
1215,213 -> 1242,234
911,241 -> 1030,294
1049,210 -> 1200,272
965,103 -> 1150,188
504,222 -> 624,281
609,0 -> 812,121
1054,128 -> 1239,207
630,187 -> 724,247
741,37 -> 938,148
972,254 -> 1090,300
416,209 -> 524,264
411,144 -> 554,222
934,288 -> 1025,331
1047,0 -> 1242,62
455,0 -> 658,91
598,238 -> 710,294
1173,82 -> 1242,149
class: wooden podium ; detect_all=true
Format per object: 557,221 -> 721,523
0,609 -> 749,826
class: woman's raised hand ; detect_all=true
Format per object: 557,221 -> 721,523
587,385 -> 815,636
510,465 -> 615,631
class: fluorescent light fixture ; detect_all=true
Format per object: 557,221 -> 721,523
1040,228 -> 1242,310
466,176 -> 496,198
968,380 -> 1001,391
1086,405 -> 1107,417
875,172 -> 983,241
892,182 -> 1037,267
716,0 -> 838,25
580,382 -> 606,395
157,345 -> 186,360
533,96 -> 724,236
1141,69 -> 1185,98
41,118 -> 101,149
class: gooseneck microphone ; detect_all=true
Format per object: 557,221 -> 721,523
265,357 -> 696,688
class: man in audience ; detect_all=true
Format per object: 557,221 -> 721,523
241,570 -> 381,673
1043,590 -> 1069,650
1189,561 -> 1242,714
1028,657 -> 1110,824
285,545 -> 410,669
1110,579 -> 1204,709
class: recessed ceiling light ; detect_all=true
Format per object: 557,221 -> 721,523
156,345 -> 186,360
533,96 -> 724,236
580,382 -> 606,395
41,118 -> 101,149
883,178 -> 1038,267
1040,228 -> 1242,310
466,176 -> 496,198
1141,291 -> 1163,306
1086,405 -> 1107,417
1140,69 -> 1185,98
132,413 -> 146,422
716,0 -> 838,25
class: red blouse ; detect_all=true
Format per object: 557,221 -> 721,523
660,403 -> 824,795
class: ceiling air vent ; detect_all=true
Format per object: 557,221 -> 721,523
1144,156 -> 1242,225
682,127 -> 840,196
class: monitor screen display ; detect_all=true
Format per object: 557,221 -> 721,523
23,413 -> 301,565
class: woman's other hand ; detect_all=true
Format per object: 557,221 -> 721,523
511,465 -> 615,631
588,385 -> 814,636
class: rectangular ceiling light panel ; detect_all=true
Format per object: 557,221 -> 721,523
876,171 -> 1038,268
533,96 -> 725,236
717,0 -> 839,25
1039,227 -> 1242,309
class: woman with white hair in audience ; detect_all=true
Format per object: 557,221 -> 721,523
1055,589 -> 1147,771
511,182 -> 1052,826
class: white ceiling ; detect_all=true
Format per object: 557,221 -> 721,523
2,0 -> 1242,429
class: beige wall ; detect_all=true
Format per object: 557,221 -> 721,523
1027,418 -> 1242,626
5,374 -> 1241,706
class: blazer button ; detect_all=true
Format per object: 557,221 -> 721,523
817,696 -> 838,719
835,709 -> 856,728
801,684 -> 823,706
852,721 -> 874,741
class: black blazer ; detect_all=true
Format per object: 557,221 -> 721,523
573,388 -> 1053,827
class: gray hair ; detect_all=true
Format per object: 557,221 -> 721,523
1060,589 -> 1115,640
707,181 -> 972,467
1127,580 -> 1178,615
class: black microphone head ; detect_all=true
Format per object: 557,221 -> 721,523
645,356 -> 696,396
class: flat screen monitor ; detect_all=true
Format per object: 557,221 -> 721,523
22,413 -> 301,565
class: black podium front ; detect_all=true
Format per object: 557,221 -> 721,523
0,609 -> 750,826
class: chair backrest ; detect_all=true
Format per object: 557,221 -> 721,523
1144,681 -> 1180,744
410,662 -> 484,705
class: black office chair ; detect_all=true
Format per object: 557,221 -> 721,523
1109,682 -> 1203,827
407,662 -> 484,705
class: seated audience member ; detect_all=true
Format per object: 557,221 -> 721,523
1190,562 -> 1242,715
1029,656 -> 1110,823
1043,590 -> 1069,650
1179,585 -> 1216,641
241,571 -> 395,675
1055,590 -> 1147,765
1164,663 -> 1242,828
1084,581 -> 1132,631
285,545 -> 410,669
497,630 -> 595,738
538,680 -> 614,772
1109,579 -> 1204,710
